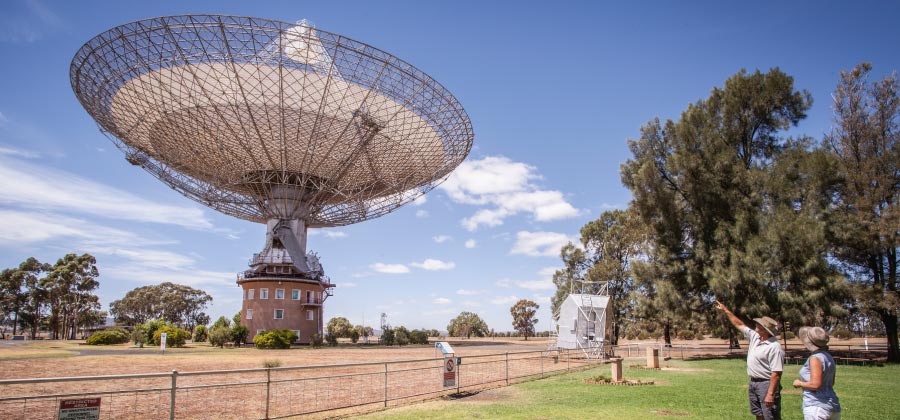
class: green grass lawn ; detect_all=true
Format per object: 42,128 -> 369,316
357,358 -> 900,419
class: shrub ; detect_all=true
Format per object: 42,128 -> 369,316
783,331 -> 795,340
231,325 -> 249,346
254,330 -> 297,349
349,329 -> 360,344
152,326 -> 190,347
310,333 -> 324,348
637,331 -> 650,340
193,325 -> 208,342
625,332 -> 636,340
262,359 -> 282,368
143,319 -> 171,344
676,330 -> 695,340
832,329 -> 854,340
395,329 -> 409,346
325,332 -> 338,347
86,328 -> 130,345
208,326 -> 231,348
131,325 -> 147,346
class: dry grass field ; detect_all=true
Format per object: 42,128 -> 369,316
0,335 -> 882,379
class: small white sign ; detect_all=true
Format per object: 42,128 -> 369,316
435,341 -> 455,355
160,332 -> 167,351
443,356 -> 457,388
58,398 -> 100,420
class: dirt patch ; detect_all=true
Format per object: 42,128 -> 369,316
660,367 -> 713,372
583,378 -> 654,386
650,409 -> 690,416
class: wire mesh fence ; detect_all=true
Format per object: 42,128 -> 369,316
0,349 -> 603,420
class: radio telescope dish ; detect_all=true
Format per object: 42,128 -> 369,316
71,15 -> 474,343
70,15 -> 473,227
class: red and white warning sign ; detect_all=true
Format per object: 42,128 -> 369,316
443,356 -> 457,387
58,398 -> 101,420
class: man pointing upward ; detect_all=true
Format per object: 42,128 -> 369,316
715,300 -> 784,420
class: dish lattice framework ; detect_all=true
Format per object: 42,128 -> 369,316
70,15 -> 473,227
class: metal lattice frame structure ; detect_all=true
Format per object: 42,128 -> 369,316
70,15 -> 473,227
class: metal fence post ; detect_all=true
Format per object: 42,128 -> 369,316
265,368 -> 271,419
505,352 -> 509,385
169,370 -> 178,420
566,348 -> 570,371
540,352 -> 544,378
457,358 -> 461,395
383,363 -> 388,407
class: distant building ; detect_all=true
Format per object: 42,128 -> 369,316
555,293 -> 613,358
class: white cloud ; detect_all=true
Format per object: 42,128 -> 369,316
515,279 -> 555,290
351,273 -> 369,278
456,289 -> 486,296
532,294 -> 552,305
538,267 -> 559,277
439,156 -> 581,231
413,195 -> 427,206
341,282 -> 358,288
370,263 -> 410,274
432,297 -> 452,305
103,266 -> 233,287
423,308 -> 456,316
461,300 -> 482,307
0,210 -> 170,247
323,231 -> 347,238
0,145 -> 39,159
432,235 -> 451,244
465,239 -> 477,249
0,156 -> 212,229
489,295 -> 519,305
495,278 -> 512,288
510,231 -> 574,257
411,259 -> 455,271
415,210 -> 429,218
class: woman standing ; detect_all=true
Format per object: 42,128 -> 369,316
792,327 -> 841,420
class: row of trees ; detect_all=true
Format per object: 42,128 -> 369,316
1,254 -> 214,340
110,282 -> 212,331
551,63 -> 900,361
0,254 -> 104,339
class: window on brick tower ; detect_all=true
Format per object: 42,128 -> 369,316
246,309 -> 253,319
248,289 -> 255,300
260,288 -> 269,299
275,288 -> 284,299
306,290 -> 313,303
274,309 -> 284,320
292,289 -> 299,300
306,310 -> 314,320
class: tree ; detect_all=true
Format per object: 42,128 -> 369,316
621,68 -> 846,346
510,299 -> 539,340
447,311 -> 488,338
577,209 -> 646,344
381,326 -> 395,346
354,324 -> 374,340
326,317 -> 353,338
0,258 -> 50,337
825,63 -> 900,362
110,282 -> 212,330
550,244 -> 590,318
41,254 -> 100,340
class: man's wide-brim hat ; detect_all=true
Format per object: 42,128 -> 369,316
753,316 -> 779,337
799,326 -> 830,351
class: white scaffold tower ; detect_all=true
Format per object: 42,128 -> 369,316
548,280 -> 612,359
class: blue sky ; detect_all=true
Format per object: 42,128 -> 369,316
1,0 -> 899,333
